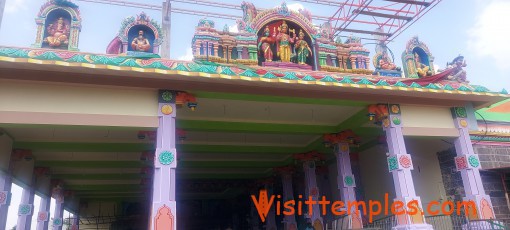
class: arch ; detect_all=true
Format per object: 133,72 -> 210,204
39,4 -> 81,22
127,25 -> 156,53
118,13 -> 163,46
250,7 -> 316,39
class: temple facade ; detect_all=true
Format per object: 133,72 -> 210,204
0,1 -> 509,230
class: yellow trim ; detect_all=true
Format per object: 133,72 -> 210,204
0,56 -> 508,98
470,131 -> 510,137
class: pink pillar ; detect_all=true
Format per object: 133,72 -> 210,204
383,104 -> 432,229
335,142 -> 363,229
150,90 -> 177,230
451,107 -> 496,222
51,181 -> 65,230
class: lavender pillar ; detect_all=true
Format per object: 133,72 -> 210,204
335,142 -> 363,229
383,104 -> 432,229
36,196 -> 51,230
265,184 -> 277,230
16,150 -> 35,230
303,160 -> 323,229
282,173 -> 297,229
451,107 -> 496,221
0,171 -> 11,230
51,183 -> 65,230
150,90 -> 177,230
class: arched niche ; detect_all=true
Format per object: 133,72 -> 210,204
401,36 -> 435,78
33,0 -> 82,51
256,20 -> 314,66
106,12 -> 163,55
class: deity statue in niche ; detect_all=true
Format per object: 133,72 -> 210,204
131,30 -> 152,52
44,17 -> 70,48
295,30 -> 312,65
379,51 -> 398,70
273,20 -> 296,62
414,52 -> 432,77
258,26 -> 275,62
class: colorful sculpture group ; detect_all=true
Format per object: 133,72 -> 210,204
33,0 -> 469,85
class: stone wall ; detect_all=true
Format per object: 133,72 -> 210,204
437,147 -> 510,220
474,144 -> 510,169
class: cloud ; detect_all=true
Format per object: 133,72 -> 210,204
178,48 -> 193,61
5,0 -> 27,13
229,24 -> 239,33
287,3 -> 304,12
467,0 -> 510,69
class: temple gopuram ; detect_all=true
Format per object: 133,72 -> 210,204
0,0 -> 509,230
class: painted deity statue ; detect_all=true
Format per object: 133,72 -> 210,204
273,21 -> 296,63
445,56 -> 467,82
414,52 -> 431,77
44,17 -> 70,48
295,30 -> 312,65
131,30 -> 151,52
379,51 -> 398,70
258,26 -> 275,62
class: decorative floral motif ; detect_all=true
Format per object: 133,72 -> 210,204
455,156 -> 468,170
53,217 -> 63,226
392,117 -> 401,125
310,187 -> 318,197
388,156 -> 398,171
161,91 -> 173,101
399,155 -> 412,168
455,107 -> 467,118
468,155 -> 480,168
158,151 -> 174,165
161,105 -> 173,115
390,105 -> 400,114
460,119 -> 468,128
344,176 -> 354,186
18,204 -> 31,215
38,211 -> 49,222
0,191 -> 7,205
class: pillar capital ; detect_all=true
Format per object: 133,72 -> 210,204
293,151 -> 325,163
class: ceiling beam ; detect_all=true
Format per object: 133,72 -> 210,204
178,120 -> 336,134
36,161 -> 148,168
353,9 -> 413,21
384,0 -> 432,6
339,28 -> 392,36
52,173 -> 146,180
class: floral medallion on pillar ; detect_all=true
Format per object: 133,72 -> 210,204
0,191 -> 8,205
37,211 -> 49,222
387,154 -> 414,172
18,204 -> 33,215
52,217 -> 63,226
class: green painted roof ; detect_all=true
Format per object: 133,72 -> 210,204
476,99 -> 510,123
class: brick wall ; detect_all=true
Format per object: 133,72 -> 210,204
437,147 -> 510,220
474,145 -> 510,169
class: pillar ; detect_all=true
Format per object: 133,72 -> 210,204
161,0 -> 171,58
365,57 -> 370,70
260,179 -> 277,230
295,151 -> 324,229
0,0 -> 6,31
382,104 -> 432,229
35,167 -> 51,230
15,150 -> 35,230
51,181 -> 65,230
150,90 -> 177,230
303,160 -> 323,228
451,107 -> 496,222
236,46 -> 243,60
335,142 -> 363,228
350,57 -> 356,69
0,134 -> 14,230
332,56 -> 338,67
71,213 -> 79,230
275,166 -> 297,230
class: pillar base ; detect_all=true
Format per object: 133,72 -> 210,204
392,224 -> 433,230
462,221 -> 506,230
